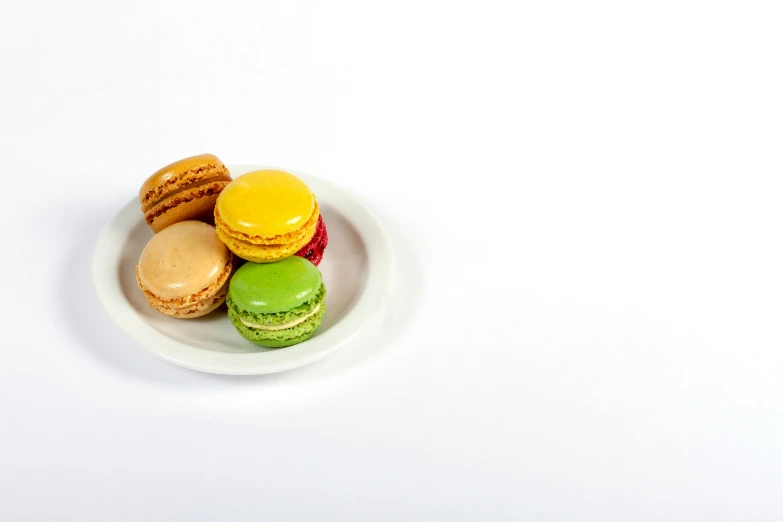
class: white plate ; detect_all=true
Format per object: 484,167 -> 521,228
93,165 -> 395,375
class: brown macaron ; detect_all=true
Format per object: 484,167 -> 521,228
139,153 -> 232,233
136,221 -> 233,318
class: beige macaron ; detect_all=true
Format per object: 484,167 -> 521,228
136,221 -> 233,318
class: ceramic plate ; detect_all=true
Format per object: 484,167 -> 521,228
93,165 -> 395,375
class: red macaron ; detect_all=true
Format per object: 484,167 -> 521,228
295,215 -> 328,266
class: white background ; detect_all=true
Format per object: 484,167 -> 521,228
1,1 -> 782,520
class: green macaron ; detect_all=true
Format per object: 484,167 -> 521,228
226,256 -> 326,348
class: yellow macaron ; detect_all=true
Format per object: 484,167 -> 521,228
214,170 -> 319,263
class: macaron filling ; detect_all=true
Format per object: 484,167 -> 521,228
239,303 -> 322,330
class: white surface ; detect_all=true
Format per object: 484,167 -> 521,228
93,165 -> 395,374
2,1 -> 783,520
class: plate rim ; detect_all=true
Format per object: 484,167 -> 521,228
92,165 -> 396,375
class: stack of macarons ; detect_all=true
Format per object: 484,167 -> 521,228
135,154 -> 329,348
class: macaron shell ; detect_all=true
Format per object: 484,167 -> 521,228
228,256 -> 323,314
139,153 -> 230,210
146,181 -> 228,233
137,221 -> 231,300
215,170 -> 315,239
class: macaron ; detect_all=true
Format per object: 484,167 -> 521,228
214,170 -> 319,263
136,221 -> 233,318
226,256 -> 326,347
294,215 -> 328,266
140,153 -> 232,233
